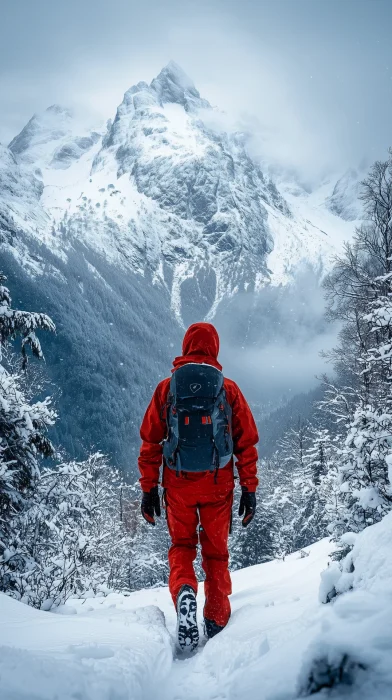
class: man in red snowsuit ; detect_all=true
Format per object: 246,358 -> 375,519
138,322 -> 258,648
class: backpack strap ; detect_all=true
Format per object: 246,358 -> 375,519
160,394 -> 172,427
162,381 -> 180,471
211,389 -> 233,468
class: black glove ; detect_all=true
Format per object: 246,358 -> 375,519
238,487 -> 256,527
141,486 -> 161,526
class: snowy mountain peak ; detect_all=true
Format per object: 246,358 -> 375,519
8,104 -> 75,163
113,62 -> 210,123
150,61 -> 211,111
9,103 -> 103,171
45,104 -> 73,117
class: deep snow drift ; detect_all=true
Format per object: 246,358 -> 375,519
1,520 -> 391,700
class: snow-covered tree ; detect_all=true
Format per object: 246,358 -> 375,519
305,428 -> 331,485
290,428 -> 337,549
0,273 -> 55,369
231,479 -> 277,570
321,151 -> 392,554
0,274 -> 56,566
1,451 -> 171,608
272,420 -> 323,553
277,418 -> 310,473
264,422 -> 339,555
333,403 -> 392,537
1,458 -> 95,608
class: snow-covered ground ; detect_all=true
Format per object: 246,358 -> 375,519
2,528 -> 391,700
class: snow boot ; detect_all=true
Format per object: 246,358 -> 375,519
204,618 -> 225,639
176,585 -> 199,652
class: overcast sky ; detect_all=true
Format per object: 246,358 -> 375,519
1,0 -> 391,180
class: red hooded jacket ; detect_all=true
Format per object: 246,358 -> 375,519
138,323 -> 259,492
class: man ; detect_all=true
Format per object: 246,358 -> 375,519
138,322 -> 259,651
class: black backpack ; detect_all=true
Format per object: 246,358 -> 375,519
162,363 -> 233,473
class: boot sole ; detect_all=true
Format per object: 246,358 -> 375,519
176,588 -> 199,652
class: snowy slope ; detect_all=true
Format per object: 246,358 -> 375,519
0,144 -> 48,238
1,62 -> 360,325
2,529 -> 390,700
265,181 -> 355,286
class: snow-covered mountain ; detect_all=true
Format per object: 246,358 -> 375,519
0,61 -> 362,469
1,61 -> 358,324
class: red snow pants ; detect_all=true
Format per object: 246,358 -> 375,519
163,464 -> 234,628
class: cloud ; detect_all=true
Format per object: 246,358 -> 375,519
216,266 -> 339,404
225,331 -> 337,402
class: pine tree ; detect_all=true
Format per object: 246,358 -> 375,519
274,419 -> 315,552
0,273 -> 55,370
334,401 -> 392,535
305,428 -> 331,486
290,428 -> 336,549
277,417 -> 309,473
269,422 -> 339,553
321,151 -> 392,552
230,484 -> 276,570
0,274 -> 56,566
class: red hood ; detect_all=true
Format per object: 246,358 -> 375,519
172,322 -> 222,372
